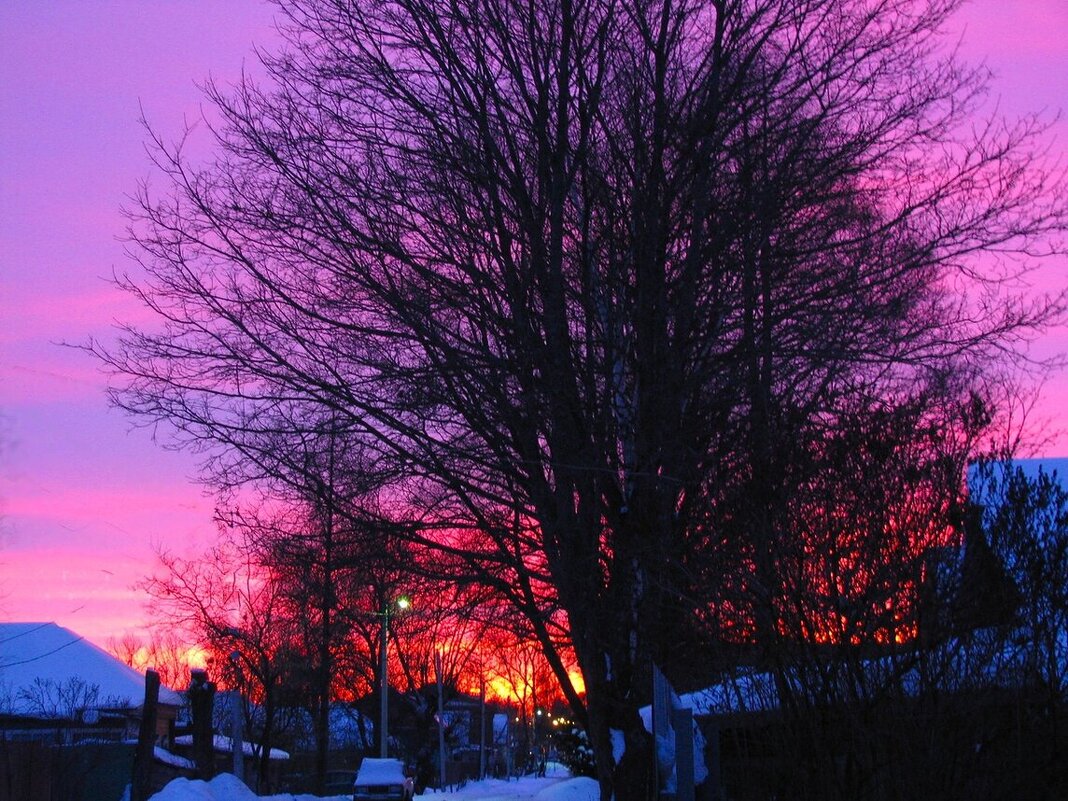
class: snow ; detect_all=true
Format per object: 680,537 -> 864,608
150,773 -> 253,801
173,734 -> 290,760
969,457 -> 1068,488
148,763 -> 597,801
637,685 -> 709,787
355,758 -> 406,785
0,622 -> 184,714
609,729 -> 624,764
678,671 -> 781,716
155,746 -> 195,770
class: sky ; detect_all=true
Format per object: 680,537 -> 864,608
1,1 -> 1066,653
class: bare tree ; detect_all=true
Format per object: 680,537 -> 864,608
97,0 -> 1066,796
227,424 -> 397,792
16,677 -> 108,721
141,533 -> 298,791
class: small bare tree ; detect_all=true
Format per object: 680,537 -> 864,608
141,533 -> 297,791
17,677 -> 106,721
109,631 -> 198,692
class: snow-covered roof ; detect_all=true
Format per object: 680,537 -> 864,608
173,733 -> 290,760
0,622 -> 183,716
967,458 -> 1068,503
155,746 -> 195,770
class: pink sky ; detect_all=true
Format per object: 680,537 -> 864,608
1,1 -> 1066,653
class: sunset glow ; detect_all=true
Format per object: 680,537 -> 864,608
1,0 -> 1065,671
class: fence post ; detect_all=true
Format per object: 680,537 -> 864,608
131,669 -> 160,801
189,669 -> 216,778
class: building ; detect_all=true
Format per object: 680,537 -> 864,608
0,622 -> 183,743
1,622 -> 188,800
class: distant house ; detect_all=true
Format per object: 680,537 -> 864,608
0,622 -> 183,744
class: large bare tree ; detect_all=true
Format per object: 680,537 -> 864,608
98,0 -> 1065,796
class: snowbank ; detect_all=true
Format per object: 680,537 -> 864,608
534,778 -> 599,801
148,764 -> 598,801
150,773 -> 253,801
148,772 -> 332,801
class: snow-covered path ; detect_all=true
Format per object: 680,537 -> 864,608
149,764 -> 599,801
419,772 -> 597,801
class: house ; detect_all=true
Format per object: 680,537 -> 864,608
0,622 -> 183,744
1,622 -> 190,799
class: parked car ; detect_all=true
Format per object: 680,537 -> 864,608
353,758 -> 415,801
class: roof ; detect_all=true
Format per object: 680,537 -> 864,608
968,457 -> 1068,497
173,733 -> 290,760
0,622 -> 183,716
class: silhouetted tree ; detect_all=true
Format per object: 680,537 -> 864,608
98,0 -> 1066,796
233,423 -> 397,792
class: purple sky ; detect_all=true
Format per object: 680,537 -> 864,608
1,1 -> 1066,650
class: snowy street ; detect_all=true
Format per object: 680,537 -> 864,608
149,764 -> 599,801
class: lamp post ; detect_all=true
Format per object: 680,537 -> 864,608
380,595 -> 411,757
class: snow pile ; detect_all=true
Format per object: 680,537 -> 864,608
150,773 -> 253,801
149,773 -> 325,801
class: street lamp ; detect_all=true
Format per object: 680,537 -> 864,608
380,594 -> 411,757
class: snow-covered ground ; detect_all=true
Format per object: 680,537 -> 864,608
149,763 -> 598,801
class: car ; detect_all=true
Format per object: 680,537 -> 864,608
353,758 -> 415,801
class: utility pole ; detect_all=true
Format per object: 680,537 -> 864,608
380,595 -> 411,757
435,649 -> 447,789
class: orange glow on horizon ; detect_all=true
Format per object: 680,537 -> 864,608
480,668 -> 585,705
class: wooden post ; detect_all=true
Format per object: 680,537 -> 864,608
131,669 -> 160,801
190,669 -> 216,779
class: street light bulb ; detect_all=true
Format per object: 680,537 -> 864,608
396,595 -> 412,611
